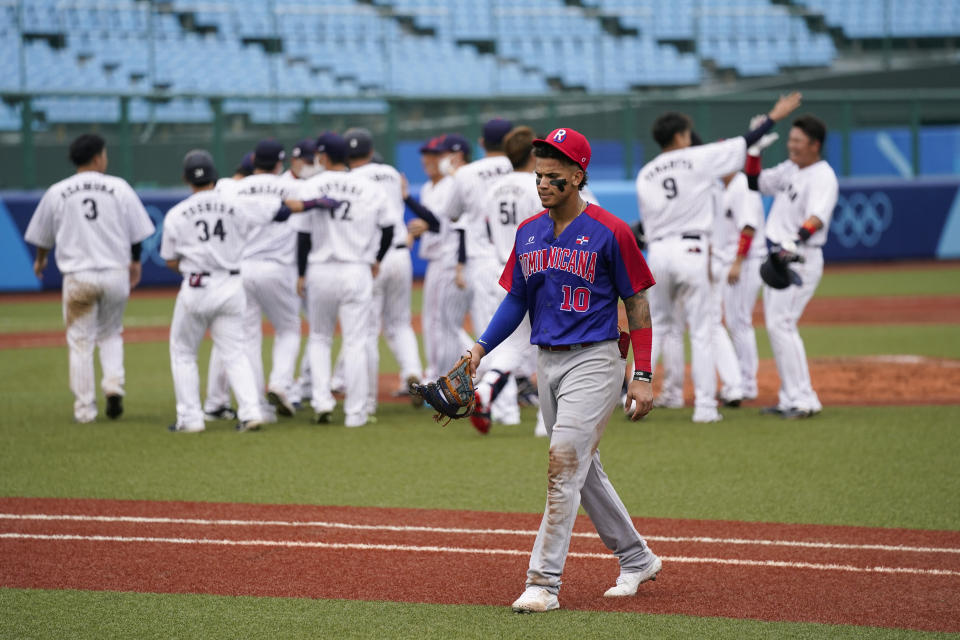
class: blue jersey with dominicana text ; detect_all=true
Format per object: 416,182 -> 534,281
500,203 -> 655,347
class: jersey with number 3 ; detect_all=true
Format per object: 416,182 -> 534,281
159,190 -> 282,274
25,171 -> 155,273
636,137 -> 747,241
301,171 -> 389,265
499,204 -> 655,346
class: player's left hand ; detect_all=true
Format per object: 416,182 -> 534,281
296,276 -> 306,298
467,343 -> 486,378
129,262 -> 142,288
624,380 -> 653,421
33,256 -> 47,279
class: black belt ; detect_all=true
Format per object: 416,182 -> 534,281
681,233 -> 701,240
394,244 -> 407,249
539,342 -> 596,352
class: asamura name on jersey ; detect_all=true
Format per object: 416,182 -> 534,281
59,181 -> 116,198
517,246 -> 597,283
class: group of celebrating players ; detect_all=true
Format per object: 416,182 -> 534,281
25,92 -> 835,434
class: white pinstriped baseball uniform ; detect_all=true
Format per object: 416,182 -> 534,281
759,158 -> 837,413
339,161 -> 423,414
204,172 -> 308,418
301,169 -> 391,426
160,189 -> 287,431
719,171 -> 767,399
637,137 -> 747,422
24,171 -> 154,423
418,174 -> 473,380
445,155 -> 513,344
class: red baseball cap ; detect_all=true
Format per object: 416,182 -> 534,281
533,127 -> 591,170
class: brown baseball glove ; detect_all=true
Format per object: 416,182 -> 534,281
409,355 -> 476,425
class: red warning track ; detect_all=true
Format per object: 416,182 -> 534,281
1,497 -> 958,632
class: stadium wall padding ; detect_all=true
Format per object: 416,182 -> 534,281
3,177 -> 960,292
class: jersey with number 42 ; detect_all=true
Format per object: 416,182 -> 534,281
25,171 -> 155,273
160,190 -> 282,274
500,204 -> 655,347
301,170 -> 390,265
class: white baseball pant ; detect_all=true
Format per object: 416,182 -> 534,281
61,268 -> 130,422
709,256 -> 744,402
170,273 -> 263,430
425,260 -> 473,377
723,255 -> 763,398
306,262 -> 373,426
646,236 -> 718,421
763,246 -> 824,413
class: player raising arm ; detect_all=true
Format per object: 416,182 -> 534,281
467,128 -> 661,614
745,113 -> 838,419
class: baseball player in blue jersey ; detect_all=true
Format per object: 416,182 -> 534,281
467,127 -> 661,613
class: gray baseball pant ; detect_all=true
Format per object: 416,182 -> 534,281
527,340 -> 657,593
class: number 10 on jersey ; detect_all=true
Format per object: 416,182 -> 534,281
560,285 -> 591,312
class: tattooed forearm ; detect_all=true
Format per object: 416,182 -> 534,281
623,290 -> 652,331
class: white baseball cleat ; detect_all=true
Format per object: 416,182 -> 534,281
604,556 -> 662,597
168,423 -> 204,433
235,419 -> 264,433
511,586 -> 559,613
692,410 -> 723,424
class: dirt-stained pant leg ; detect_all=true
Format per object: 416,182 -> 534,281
527,341 -> 651,592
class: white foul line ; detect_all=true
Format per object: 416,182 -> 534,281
1,512 -> 958,555
2,532 -> 959,577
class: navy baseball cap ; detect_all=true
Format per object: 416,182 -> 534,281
344,127 -> 374,158
291,138 -> 317,161
419,135 -> 446,154
316,131 -> 347,164
442,133 -> 472,158
254,139 -> 285,170
183,149 -> 217,185
482,118 -> 513,146
234,151 -> 254,176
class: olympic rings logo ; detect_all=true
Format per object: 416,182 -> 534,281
830,192 -> 894,248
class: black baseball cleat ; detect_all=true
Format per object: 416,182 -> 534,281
204,406 -> 238,421
720,396 -> 742,408
105,394 -> 123,419
235,419 -> 264,433
760,406 -> 785,416
781,407 -> 815,420
313,411 -> 332,425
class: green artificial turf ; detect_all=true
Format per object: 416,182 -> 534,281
1,589 -> 952,640
816,265 -> 960,298
2,335 -> 958,530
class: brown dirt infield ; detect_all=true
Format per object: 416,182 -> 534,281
1,497 -> 958,632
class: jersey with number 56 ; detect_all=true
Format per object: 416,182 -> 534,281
25,171 -> 155,274
159,190 -> 282,274
636,137 -> 746,241
484,171 -> 544,264
301,171 -> 390,265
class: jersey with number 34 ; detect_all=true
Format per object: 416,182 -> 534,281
160,190 -> 282,274
500,204 -> 655,347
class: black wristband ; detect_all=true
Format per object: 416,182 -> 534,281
633,370 -> 653,383
797,226 -> 812,243
131,242 -> 142,262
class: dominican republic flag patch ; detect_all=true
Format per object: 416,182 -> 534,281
576,235 -> 590,245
